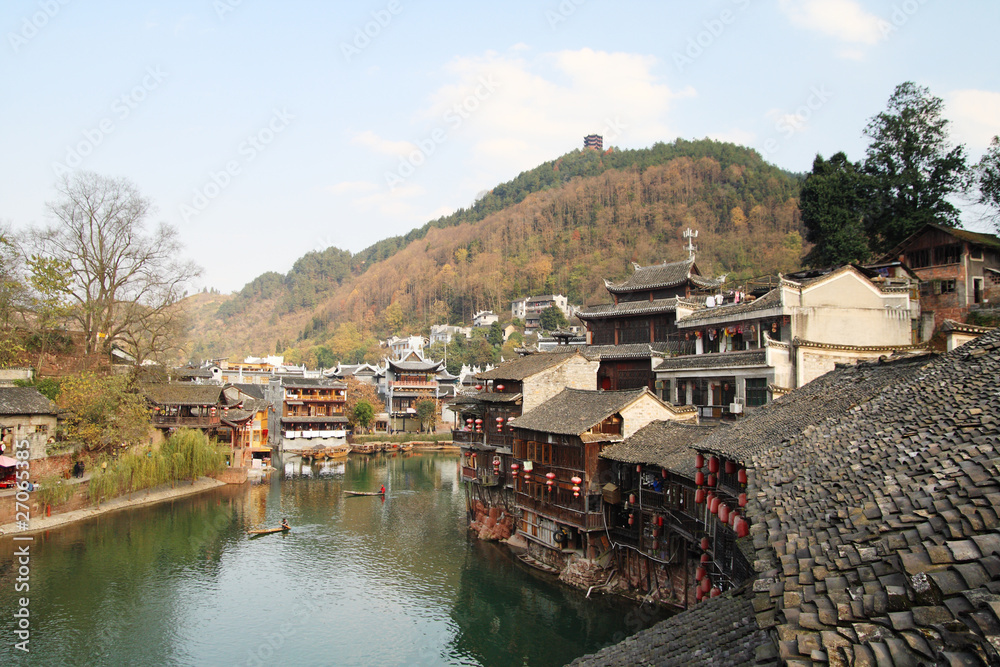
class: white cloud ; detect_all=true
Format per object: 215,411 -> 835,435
325,180 -> 378,196
779,0 -> 885,48
947,89 -> 1000,153
351,130 -> 417,157
706,128 -> 756,146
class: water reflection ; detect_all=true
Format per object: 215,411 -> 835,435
0,453 -> 665,666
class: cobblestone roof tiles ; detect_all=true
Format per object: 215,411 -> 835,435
605,257 -> 724,294
476,351 -> 581,380
582,343 -> 672,360
678,288 -> 784,325
220,397 -> 269,423
510,387 -> 648,436
281,377 -> 346,388
600,420 -> 719,474
387,359 -> 444,373
0,387 -> 58,415
229,383 -> 267,399
654,349 -> 767,372
570,591 -> 768,667
576,298 -> 679,319
141,384 -> 226,406
694,353 -> 936,464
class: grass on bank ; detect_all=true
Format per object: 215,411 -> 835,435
87,429 -> 227,505
350,432 -> 454,444
36,474 -> 77,508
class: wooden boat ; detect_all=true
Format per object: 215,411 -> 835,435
248,526 -> 291,536
344,490 -> 386,497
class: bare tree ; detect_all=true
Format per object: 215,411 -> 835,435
33,172 -> 200,357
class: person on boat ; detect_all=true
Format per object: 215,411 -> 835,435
281,518 -> 289,530
379,485 -> 385,495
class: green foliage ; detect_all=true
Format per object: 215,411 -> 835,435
56,372 -> 150,453
36,474 -> 76,508
87,429 -> 224,504
800,153 -> 872,267
539,305 -> 569,331
24,330 -> 74,354
862,81 -> 970,253
13,377 -> 61,401
975,135 -> 1000,231
487,321 -> 503,347
352,399 -> 375,433
415,399 -> 437,433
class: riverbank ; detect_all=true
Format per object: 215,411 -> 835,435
0,476 -> 225,537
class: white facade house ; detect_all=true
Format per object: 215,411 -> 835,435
511,294 -> 573,329
473,311 -> 499,328
430,324 -> 472,344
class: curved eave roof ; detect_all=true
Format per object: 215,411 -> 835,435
577,298 -> 678,320
604,257 -> 723,294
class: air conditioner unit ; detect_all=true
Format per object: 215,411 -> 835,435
729,402 -> 743,414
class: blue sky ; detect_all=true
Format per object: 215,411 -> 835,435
2,1 -> 998,293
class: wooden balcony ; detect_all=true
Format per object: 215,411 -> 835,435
153,415 -> 220,428
516,493 -> 603,530
389,380 -> 438,389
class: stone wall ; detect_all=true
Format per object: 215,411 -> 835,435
0,479 -> 90,526
522,355 -> 599,412
619,394 -> 687,439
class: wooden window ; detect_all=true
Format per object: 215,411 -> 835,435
933,244 -> 962,266
745,378 -> 768,407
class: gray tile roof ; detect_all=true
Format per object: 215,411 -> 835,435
280,415 -> 348,424
583,343 -> 672,360
0,387 -> 58,416
387,359 -> 445,373
570,590 -> 767,667
282,378 -> 346,389
511,388 -> 648,436
605,257 -> 724,294
576,298 -> 679,320
142,384 -> 226,406
654,349 -> 767,372
600,420 -> 720,475
677,287 -> 784,325
477,350 -> 582,381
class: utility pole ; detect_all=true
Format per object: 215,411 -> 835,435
683,228 -> 698,259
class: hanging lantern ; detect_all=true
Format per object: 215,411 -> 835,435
636,464 -> 642,473
652,540 -> 659,550
700,537 -> 710,551
696,566 -> 706,581
700,553 -> 710,564
719,504 -> 730,524
496,384 -> 504,392
696,588 -> 704,602
475,418 -> 483,424
695,453 -> 704,469
628,513 -> 634,526
546,480 -> 553,490
736,517 -> 750,538
629,493 -> 636,504
695,488 -> 706,504
661,468 -> 667,479
572,485 -> 581,493
707,474 -> 716,488
725,460 -> 736,475
511,463 -> 519,470
657,515 -> 664,527
738,468 -> 748,485
652,527 -> 660,538
496,417 -> 503,423
708,457 -> 719,473
738,492 -> 747,507
546,472 -> 556,480
729,509 -> 739,527
695,471 -> 705,486
710,586 -> 721,598
709,497 -> 720,515
571,476 -> 582,485
700,577 -> 711,594
466,418 -> 473,424
523,473 -> 531,482
475,384 -> 483,390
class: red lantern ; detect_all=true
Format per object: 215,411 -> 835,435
629,494 -> 636,504
710,586 -> 721,598
475,384 -> 483,391
719,504 -> 730,524
661,468 -> 667,478
546,472 -> 556,480
572,485 -> 580,493
700,537 -> 710,551
511,463 -> 519,470
475,418 -> 482,424
738,468 -> 748,485
657,516 -> 664,527
708,457 -> 719,473
695,453 -> 704,469
636,464 -> 642,473
738,492 -> 747,507
696,566 -> 706,581
652,527 -> 660,538
546,480 -> 553,489
707,474 -> 716,488
696,588 -> 704,602
496,384 -> 504,392
571,476 -> 582,485
523,474 -> 531,482
694,488 -> 706,504
700,553 -> 710,564
700,577 -> 711,593
628,513 -> 634,526
736,517 -> 749,538
695,471 -> 705,486
496,417 -> 503,423
725,460 -> 736,474
709,497 -> 719,514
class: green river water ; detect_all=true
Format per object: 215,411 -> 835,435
0,452 -> 667,666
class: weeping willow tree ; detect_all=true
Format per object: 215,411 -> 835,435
87,429 -> 225,505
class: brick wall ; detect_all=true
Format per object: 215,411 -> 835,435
523,356 -> 599,412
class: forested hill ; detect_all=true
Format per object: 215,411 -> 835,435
183,139 -> 807,365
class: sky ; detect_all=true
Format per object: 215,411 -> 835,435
2,0 -> 998,294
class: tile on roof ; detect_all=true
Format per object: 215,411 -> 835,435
477,351 -> 583,381
654,349 -> 767,372
142,384 -> 226,406
582,343 -> 672,360
600,420 -> 719,475
677,287 -> 784,325
604,257 -> 724,294
511,388 -> 648,436
0,387 -> 59,416
576,298 -> 679,320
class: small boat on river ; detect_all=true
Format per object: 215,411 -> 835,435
344,490 -> 386,497
248,526 -> 291,537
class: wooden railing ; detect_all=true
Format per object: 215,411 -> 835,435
516,493 -> 603,530
152,415 -> 221,427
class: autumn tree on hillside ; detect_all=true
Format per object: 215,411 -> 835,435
32,173 -> 200,357
344,376 -> 381,432
975,136 -> 1000,231
56,372 -> 150,453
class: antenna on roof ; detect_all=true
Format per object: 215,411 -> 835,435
683,228 -> 698,259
